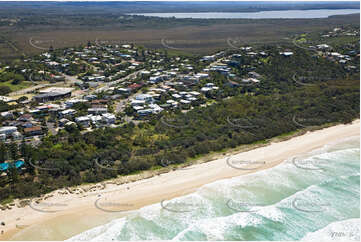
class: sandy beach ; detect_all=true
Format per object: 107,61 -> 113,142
0,120 -> 359,241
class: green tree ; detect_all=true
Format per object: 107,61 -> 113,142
0,143 -> 7,163
0,86 -> 11,95
8,142 -> 18,160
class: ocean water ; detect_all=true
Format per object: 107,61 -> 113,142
68,136 -> 360,241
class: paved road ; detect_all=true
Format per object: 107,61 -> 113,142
63,74 -> 81,85
93,69 -> 144,94
107,69 -> 144,87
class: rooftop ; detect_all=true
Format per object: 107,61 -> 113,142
39,87 -> 74,94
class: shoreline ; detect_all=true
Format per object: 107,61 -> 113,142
0,120 -> 359,241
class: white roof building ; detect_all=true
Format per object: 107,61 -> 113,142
133,106 -> 144,111
187,97 -> 197,101
331,52 -> 342,57
0,96 -> 14,103
39,87 -> 74,94
172,94 -> 182,99
180,100 -> 191,104
0,126 -> 17,135
189,91 -> 201,96
317,44 -> 331,49
75,116 -> 90,122
149,104 -> 163,113
65,99 -> 86,107
90,115 -> 103,124
102,113 -> 116,124
60,109 -> 77,116
280,52 -> 294,56
131,100 -> 146,106
201,87 -> 212,92
135,94 -> 154,102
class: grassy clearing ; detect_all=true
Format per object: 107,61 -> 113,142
0,80 -> 33,92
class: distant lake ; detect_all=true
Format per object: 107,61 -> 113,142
129,9 -> 360,19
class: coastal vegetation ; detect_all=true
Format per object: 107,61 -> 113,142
0,60 -> 358,202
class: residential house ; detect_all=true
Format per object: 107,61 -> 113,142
24,126 -> 43,136
135,94 -> 154,103
0,126 -> 17,137
102,113 -> 116,124
75,116 -> 91,128
88,108 -> 108,115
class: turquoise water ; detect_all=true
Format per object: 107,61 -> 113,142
0,160 -> 25,171
68,136 -> 360,241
